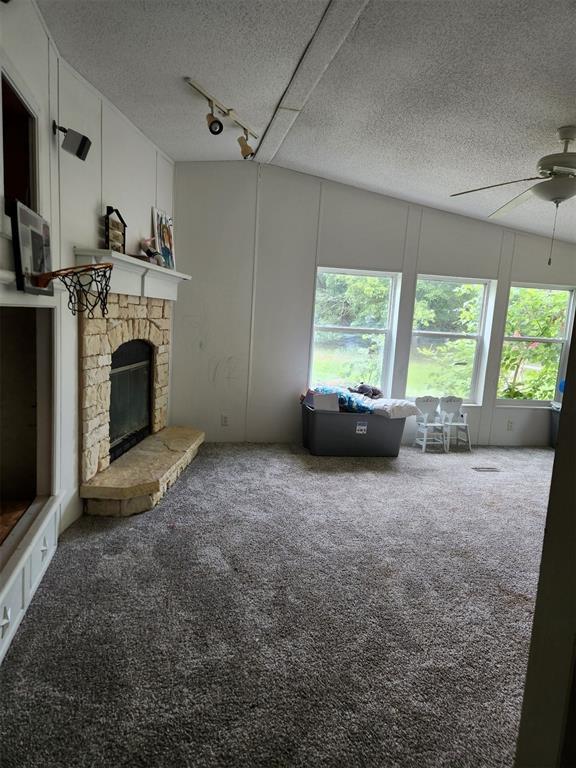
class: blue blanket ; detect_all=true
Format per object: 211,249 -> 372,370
313,386 -> 374,413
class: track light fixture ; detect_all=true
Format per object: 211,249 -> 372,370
206,102 -> 223,136
185,77 -> 258,158
52,120 -> 91,161
238,130 -> 255,160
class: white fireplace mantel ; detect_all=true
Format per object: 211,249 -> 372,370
75,248 -> 191,301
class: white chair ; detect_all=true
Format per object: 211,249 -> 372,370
414,396 -> 445,452
439,396 -> 472,452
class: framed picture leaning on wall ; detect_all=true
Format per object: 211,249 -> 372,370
10,200 -> 54,295
152,207 -> 175,269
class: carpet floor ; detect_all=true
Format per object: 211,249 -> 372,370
0,444 -> 553,768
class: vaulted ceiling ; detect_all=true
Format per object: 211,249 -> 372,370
38,0 -> 576,242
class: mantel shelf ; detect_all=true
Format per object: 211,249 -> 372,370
75,248 -> 191,302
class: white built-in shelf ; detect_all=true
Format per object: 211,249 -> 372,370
75,248 -> 191,302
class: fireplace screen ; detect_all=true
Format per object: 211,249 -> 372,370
109,340 -> 152,461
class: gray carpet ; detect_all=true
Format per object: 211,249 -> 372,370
0,444 -> 553,768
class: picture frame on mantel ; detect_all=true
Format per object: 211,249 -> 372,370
103,206 -> 126,254
152,207 -> 175,270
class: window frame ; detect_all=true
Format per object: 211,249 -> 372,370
407,274 -> 490,403
309,266 -> 400,394
496,282 -> 576,405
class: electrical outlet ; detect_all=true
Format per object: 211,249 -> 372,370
506,419 -> 514,432
220,414 -> 229,427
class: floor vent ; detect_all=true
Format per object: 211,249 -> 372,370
472,466 -> 501,472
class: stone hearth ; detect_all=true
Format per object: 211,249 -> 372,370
80,427 -> 205,516
80,293 -> 172,483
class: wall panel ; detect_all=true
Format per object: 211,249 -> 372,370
171,162 -> 257,441
156,153 -> 174,220
417,208 -> 502,279
101,104 -> 157,253
247,166 -> 320,441
512,232 -> 576,286
318,181 -> 407,271
58,62 -> 102,265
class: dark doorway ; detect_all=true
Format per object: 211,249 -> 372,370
0,307 -> 52,549
110,340 -> 152,461
2,75 -> 37,214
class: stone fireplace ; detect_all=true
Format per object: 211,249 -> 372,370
76,250 -> 203,517
79,293 -> 171,484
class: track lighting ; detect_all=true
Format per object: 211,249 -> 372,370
52,121 -> 91,161
206,102 -> 223,135
185,77 -> 258,154
238,131 -> 255,160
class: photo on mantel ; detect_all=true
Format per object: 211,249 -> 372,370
152,207 -> 175,270
103,206 -> 126,254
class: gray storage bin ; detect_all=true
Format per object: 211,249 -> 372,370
302,404 -> 406,457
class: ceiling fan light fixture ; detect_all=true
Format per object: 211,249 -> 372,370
531,176 -> 576,203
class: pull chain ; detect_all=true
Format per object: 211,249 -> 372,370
547,201 -> 560,266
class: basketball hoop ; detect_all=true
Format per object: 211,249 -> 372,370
32,263 -> 113,317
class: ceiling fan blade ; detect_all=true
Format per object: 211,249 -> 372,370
450,176 -> 543,198
487,184 -> 540,219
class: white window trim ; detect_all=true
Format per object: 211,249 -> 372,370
310,268 -> 400,395
408,275 -> 490,404
496,284 -> 575,406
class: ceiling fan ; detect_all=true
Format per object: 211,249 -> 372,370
451,125 -> 576,219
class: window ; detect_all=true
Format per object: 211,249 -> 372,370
2,74 -> 37,214
406,277 -> 487,400
497,286 -> 573,401
310,269 -> 396,389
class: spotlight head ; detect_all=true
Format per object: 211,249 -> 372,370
238,134 -> 255,160
53,121 -> 91,161
206,112 -> 223,136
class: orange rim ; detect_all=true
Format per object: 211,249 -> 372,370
32,263 -> 113,288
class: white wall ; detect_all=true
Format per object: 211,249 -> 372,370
0,0 -> 174,528
171,162 -> 257,441
246,165 -> 320,442
172,162 -> 576,447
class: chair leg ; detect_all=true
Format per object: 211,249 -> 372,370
466,426 -> 472,451
422,429 -> 427,452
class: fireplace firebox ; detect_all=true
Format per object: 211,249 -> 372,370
109,340 -> 152,461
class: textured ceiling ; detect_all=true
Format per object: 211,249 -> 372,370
274,0 -> 576,242
38,0 -> 576,242
37,0 -> 330,160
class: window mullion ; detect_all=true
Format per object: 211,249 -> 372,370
314,325 -> 388,335
412,330 -> 479,340
502,336 -> 564,344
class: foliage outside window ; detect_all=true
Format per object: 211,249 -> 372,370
497,287 -> 572,401
405,278 -> 487,400
310,270 -> 394,388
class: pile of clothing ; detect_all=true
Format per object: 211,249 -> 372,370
302,383 -> 419,419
